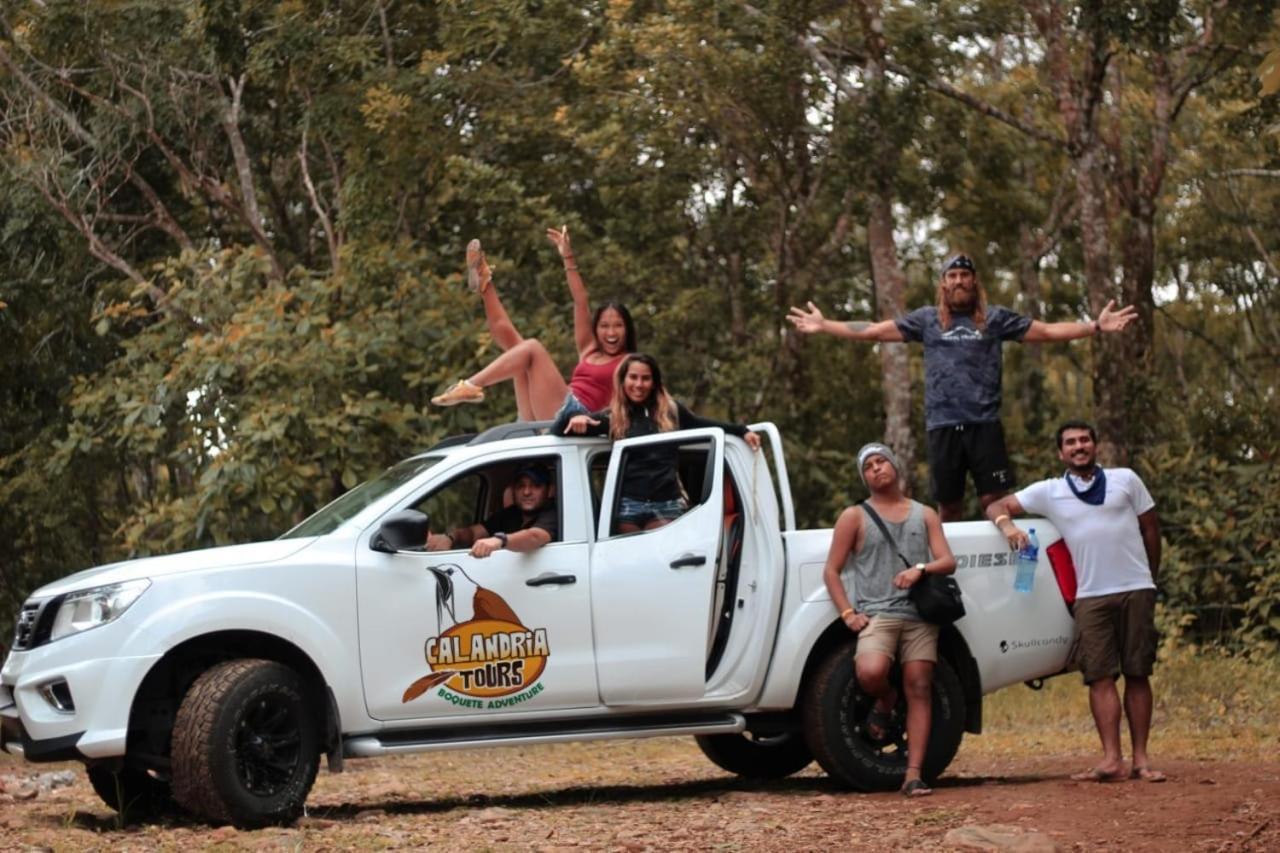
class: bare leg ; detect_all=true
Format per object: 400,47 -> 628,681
480,285 -> 523,352
938,500 -> 965,522
978,490 -> 1008,514
901,660 -> 935,786
643,518 -> 672,531
511,370 -> 534,421
854,653 -> 898,728
1081,676 -> 1126,777
618,522 -> 642,534
467,338 -> 569,420
1123,675 -> 1156,771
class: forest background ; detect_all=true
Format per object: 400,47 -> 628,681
0,0 -> 1276,651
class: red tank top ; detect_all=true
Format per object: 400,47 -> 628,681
569,353 -> 625,412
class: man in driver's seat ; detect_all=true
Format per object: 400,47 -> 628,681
426,464 -> 558,558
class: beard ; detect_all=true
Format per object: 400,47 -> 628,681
945,287 -> 977,313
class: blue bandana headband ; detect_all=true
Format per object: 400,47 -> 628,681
942,253 -> 976,276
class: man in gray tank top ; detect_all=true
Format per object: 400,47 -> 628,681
822,443 -> 957,797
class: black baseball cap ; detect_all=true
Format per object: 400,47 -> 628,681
513,464 -> 552,486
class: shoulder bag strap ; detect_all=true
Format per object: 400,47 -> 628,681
859,500 -> 913,569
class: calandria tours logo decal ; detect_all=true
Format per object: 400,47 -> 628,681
402,564 -> 550,710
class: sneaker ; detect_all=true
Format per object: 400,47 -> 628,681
431,379 -> 485,407
465,239 -> 491,294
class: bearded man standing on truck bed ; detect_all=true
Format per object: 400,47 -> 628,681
821,443 -> 957,797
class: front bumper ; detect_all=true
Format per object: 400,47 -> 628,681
0,708 -> 83,762
1,625 -> 162,761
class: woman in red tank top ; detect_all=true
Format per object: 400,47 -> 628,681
432,227 -> 635,421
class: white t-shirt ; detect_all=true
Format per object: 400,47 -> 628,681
1015,467 -> 1156,599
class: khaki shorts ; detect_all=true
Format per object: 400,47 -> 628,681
855,616 -> 939,664
1072,589 -> 1158,685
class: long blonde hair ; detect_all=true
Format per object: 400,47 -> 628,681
609,353 -> 677,440
937,251 -> 987,331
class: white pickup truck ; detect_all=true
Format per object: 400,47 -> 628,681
1,422 -> 1077,827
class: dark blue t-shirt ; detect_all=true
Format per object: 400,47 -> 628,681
895,306 -> 1032,430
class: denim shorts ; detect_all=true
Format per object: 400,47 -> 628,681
549,391 -> 591,435
617,496 -> 687,526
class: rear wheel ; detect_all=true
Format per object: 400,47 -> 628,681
695,731 -> 813,779
803,639 -> 965,791
87,765 -> 173,823
171,659 -> 320,827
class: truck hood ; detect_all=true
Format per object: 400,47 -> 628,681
31,538 -> 319,599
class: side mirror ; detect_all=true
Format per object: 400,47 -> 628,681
370,510 -> 430,553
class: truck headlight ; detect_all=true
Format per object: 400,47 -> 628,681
48,579 -> 150,642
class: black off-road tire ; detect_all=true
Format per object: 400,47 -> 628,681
171,659 -> 320,827
695,732 -> 813,779
87,765 -> 174,823
803,639 -> 965,791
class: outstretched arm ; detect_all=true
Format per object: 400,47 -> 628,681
547,226 -> 596,356
787,302 -> 903,342
1023,300 -> 1137,342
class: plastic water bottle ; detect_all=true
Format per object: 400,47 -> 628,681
1014,528 -> 1039,593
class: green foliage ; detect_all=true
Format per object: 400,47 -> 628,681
0,0 -> 1276,655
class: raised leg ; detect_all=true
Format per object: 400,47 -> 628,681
468,338 -> 568,420
480,285 -> 524,352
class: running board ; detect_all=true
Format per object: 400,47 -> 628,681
344,712 -> 746,758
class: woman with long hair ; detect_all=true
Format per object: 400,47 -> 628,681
559,353 -> 761,532
432,227 -> 636,421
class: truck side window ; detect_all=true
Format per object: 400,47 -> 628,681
409,472 -> 486,537
608,439 -> 713,537
588,451 -> 611,529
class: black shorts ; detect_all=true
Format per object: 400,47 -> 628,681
926,422 -> 1014,503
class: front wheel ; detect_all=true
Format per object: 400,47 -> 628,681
171,659 -> 320,827
802,639 -> 965,791
695,731 -> 813,779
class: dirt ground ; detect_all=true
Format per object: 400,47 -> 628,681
2,739 -> 1277,851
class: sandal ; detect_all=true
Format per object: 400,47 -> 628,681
901,778 -> 932,797
1070,766 -> 1127,783
431,379 -> 485,407
465,239 -> 491,294
865,706 -> 897,742
1130,766 -> 1167,783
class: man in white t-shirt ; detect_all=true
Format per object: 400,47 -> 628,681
985,420 -> 1165,783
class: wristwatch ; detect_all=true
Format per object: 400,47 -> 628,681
493,531 -> 509,549
913,562 -> 927,576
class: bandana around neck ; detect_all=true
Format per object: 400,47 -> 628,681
1065,466 -> 1106,506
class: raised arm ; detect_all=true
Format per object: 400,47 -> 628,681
547,226 -> 596,356
985,494 -> 1029,551
787,302 -> 903,342
822,507 -> 869,633
1022,300 -> 1137,343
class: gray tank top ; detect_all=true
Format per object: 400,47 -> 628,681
844,500 -> 930,621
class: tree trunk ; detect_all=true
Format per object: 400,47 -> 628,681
867,192 -> 916,493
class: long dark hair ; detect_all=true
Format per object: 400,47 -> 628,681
592,300 -> 637,353
608,353 -> 676,440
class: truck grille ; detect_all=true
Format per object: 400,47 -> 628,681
12,602 -> 42,651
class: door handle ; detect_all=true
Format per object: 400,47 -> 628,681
526,573 -> 577,587
669,555 -> 707,569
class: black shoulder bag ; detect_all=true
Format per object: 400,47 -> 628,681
860,501 -> 966,625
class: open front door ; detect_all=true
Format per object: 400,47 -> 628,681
589,428 -> 725,705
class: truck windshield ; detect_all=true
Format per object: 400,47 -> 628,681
278,456 -> 442,539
